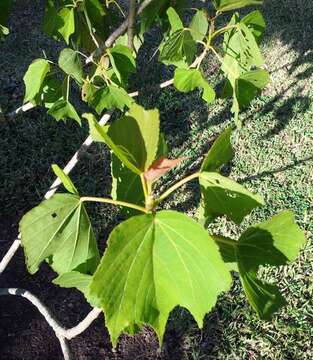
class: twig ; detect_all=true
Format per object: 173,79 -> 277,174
0,288 -> 73,359
86,0 -> 156,63
0,112 -> 112,274
127,0 -> 137,50
0,288 -> 102,359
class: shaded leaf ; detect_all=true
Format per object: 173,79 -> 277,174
201,127 -> 233,172
111,154 -> 144,217
48,99 -> 81,125
199,172 -> 264,224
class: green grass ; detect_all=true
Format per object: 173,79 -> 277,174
1,0 -> 312,359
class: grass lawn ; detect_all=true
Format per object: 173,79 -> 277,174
0,0 -> 312,359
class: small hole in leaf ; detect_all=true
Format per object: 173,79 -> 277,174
52,213 -> 57,218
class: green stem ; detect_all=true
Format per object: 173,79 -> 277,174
156,172 -> 200,205
211,24 -> 237,41
81,196 -> 147,213
66,75 -> 70,102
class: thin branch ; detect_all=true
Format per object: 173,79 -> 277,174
86,0 -> 156,63
127,0 -> 137,50
0,288 -> 102,340
0,239 -> 21,274
0,288 -> 73,359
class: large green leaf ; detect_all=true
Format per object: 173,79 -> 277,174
201,127 -> 234,172
159,29 -> 196,67
58,48 -> 83,84
174,68 -> 215,104
57,7 -> 75,44
20,194 -> 100,275
48,99 -> 81,125
88,210 -> 231,346
189,9 -> 209,41
92,85 -> 133,113
23,59 -> 50,103
213,0 -> 263,12
199,172 -> 264,224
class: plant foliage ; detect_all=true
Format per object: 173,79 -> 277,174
13,0 -> 306,349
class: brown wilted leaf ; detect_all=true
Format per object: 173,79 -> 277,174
144,156 -> 188,182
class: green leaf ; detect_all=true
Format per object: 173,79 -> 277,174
237,211 -> 305,319
111,154 -> 144,217
213,0 -> 263,12
201,127 -> 234,172
222,15 -> 267,126
238,211 -> 306,271
212,235 -> 238,272
57,7 -> 75,44
174,68 -> 215,104
242,10 -> 266,43
86,113 -> 141,175
53,271 -> 92,295
199,172 -> 264,224
92,85 -> 133,114
51,164 -> 78,195
160,29 -> 196,67
88,210 -> 231,346
84,0 -> 107,38
239,269 -> 287,319
235,69 -> 270,108
48,99 -> 81,125
23,59 -> 50,103
167,7 -> 183,33
189,10 -> 208,41
106,104 -> 160,172
109,44 -> 136,83
0,0 -> 11,37
58,48 -> 83,84
40,76 -> 63,109
20,194 -> 100,275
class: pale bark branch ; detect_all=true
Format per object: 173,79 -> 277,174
127,0 -> 137,50
86,0 -> 156,63
0,288 -> 102,359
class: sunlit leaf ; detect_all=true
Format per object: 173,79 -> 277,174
48,99 -> 81,125
51,164 -> 78,195
190,9 -> 208,41
88,211 -> 232,346
213,0 -> 263,12
20,194 -> 100,275
58,48 -> 83,84
23,59 -> 50,103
